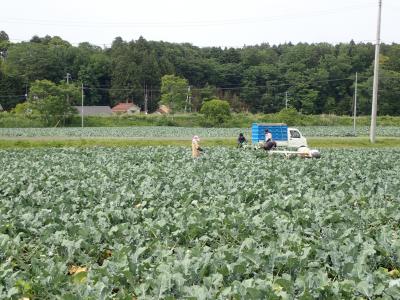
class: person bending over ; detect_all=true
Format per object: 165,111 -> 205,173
237,133 -> 247,148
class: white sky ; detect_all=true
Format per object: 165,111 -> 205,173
1,0 -> 399,48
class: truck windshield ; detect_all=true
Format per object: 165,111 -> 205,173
290,130 -> 301,138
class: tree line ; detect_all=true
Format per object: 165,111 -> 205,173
0,30 -> 399,115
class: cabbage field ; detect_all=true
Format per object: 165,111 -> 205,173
1,147 -> 400,299
0,126 -> 399,139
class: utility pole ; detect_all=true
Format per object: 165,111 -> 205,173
144,84 -> 148,114
66,73 -> 71,104
185,86 -> 191,113
81,83 -> 84,128
150,85 -> 153,112
370,0 -> 382,143
285,91 -> 288,109
0,50 -> 6,62
188,86 -> 191,112
25,84 -> 28,100
353,72 -> 358,136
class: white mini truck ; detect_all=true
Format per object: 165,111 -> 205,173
251,123 -> 320,158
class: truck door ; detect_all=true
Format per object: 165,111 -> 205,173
289,129 -> 307,148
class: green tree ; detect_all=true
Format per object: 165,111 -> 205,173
33,95 -> 77,126
160,75 -> 189,112
110,40 -> 144,106
200,99 -> 231,125
199,83 -> 217,102
28,80 -> 78,126
78,52 -> 111,105
190,83 -> 217,112
3,36 -> 75,83
261,92 -> 283,114
0,30 -> 9,59
12,101 -> 38,115
241,64 -> 277,112
0,70 -> 25,110
29,79 -> 80,102
375,69 -> 400,115
241,45 -> 278,67
385,45 -> 400,72
277,107 -> 300,125
2,35 -> 400,116
0,31 -> 8,42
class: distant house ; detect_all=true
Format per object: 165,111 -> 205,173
111,102 -> 140,114
73,106 -> 112,116
154,104 -> 171,115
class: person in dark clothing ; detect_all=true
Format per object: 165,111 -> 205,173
264,141 -> 277,150
264,129 -> 277,150
237,133 -> 247,148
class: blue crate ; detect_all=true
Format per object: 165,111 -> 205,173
251,123 -> 288,143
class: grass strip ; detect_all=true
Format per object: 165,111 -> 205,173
308,137 -> 400,148
0,137 -> 399,149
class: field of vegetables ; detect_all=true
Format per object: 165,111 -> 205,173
0,126 -> 399,139
1,147 -> 400,299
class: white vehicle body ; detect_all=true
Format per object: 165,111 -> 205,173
276,127 -> 308,149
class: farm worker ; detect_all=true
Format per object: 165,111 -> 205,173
265,129 -> 272,142
237,133 -> 247,148
297,146 -> 321,159
192,135 -> 204,158
264,129 -> 276,151
297,146 -> 311,158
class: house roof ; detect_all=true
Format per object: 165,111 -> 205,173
112,102 -> 139,112
73,106 -> 112,116
156,105 -> 171,114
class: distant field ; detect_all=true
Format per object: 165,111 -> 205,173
0,126 -> 399,139
2,112 -> 400,129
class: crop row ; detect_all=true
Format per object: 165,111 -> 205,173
1,147 -> 400,299
0,126 -> 399,139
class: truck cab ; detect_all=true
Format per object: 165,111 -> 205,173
287,128 -> 308,149
251,123 -> 307,149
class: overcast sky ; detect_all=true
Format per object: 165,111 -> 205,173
1,0 -> 399,48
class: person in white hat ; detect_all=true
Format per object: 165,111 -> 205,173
264,129 -> 276,151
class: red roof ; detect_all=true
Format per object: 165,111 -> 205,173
112,102 -> 138,112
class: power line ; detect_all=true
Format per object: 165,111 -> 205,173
67,75 -> 398,93
2,74 -> 399,100
79,77 -> 355,94
1,4 -> 376,29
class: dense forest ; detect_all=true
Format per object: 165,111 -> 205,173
0,30 -> 399,115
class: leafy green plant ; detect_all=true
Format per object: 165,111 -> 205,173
1,147 -> 400,298
200,99 -> 231,125
160,75 -> 189,113
0,126 -> 400,139
277,107 -> 300,125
